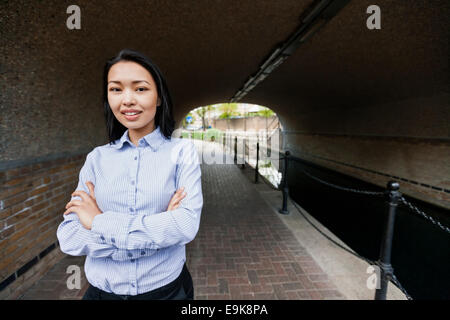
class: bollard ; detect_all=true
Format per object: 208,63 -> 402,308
375,181 -> 401,300
255,142 -> 259,183
279,150 -> 290,214
234,136 -> 237,164
241,138 -> 246,169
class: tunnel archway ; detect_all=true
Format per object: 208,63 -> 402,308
178,103 -> 284,187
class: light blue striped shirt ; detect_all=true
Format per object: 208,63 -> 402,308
56,126 -> 203,295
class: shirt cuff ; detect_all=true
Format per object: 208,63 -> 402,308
91,211 -> 130,249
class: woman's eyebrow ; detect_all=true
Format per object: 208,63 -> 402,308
108,80 -> 151,84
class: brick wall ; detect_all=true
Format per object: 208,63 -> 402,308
273,91 -> 450,210
0,154 -> 86,299
214,116 -> 278,132
282,134 -> 450,210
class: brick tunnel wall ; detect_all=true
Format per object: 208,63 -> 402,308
280,92 -> 450,210
0,32 -> 107,299
0,92 -> 107,296
0,155 -> 88,299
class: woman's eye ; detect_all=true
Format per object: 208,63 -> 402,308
137,87 -> 148,92
109,88 -> 121,92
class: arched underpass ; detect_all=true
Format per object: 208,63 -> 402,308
1,0 -> 448,300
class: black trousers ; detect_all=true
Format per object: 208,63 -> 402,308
82,263 -> 194,300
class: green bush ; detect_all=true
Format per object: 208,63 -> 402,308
260,160 -> 272,168
204,128 -> 223,142
181,129 -> 224,142
192,131 -> 204,140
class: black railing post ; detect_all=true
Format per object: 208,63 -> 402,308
375,181 -> 401,300
279,150 -> 290,214
241,138 -> 246,169
234,136 -> 237,164
255,142 -> 259,183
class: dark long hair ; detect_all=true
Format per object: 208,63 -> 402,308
103,49 -> 175,143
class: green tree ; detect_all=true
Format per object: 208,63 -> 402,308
258,107 -> 274,118
205,105 -> 214,128
218,103 -> 240,130
195,107 -> 207,131
258,107 -> 275,141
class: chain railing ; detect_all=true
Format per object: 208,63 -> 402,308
400,196 -> 450,234
215,133 -> 449,300
281,151 -> 450,300
229,141 -> 449,300
300,168 -> 385,196
291,160 -> 449,237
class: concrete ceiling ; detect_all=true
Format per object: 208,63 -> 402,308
244,0 -> 449,130
1,0 -> 448,128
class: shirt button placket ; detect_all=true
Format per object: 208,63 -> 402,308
129,149 -> 139,216
130,149 -> 139,295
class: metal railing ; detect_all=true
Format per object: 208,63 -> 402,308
227,140 -> 450,300
275,150 -> 450,300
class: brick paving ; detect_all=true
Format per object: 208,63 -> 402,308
19,255 -> 88,300
19,141 -> 344,300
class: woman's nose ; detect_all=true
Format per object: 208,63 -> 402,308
122,89 -> 136,104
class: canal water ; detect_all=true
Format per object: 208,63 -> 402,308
282,157 -> 450,300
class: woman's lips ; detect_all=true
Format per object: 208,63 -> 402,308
123,112 -> 142,121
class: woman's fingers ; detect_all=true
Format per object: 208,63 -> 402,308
86,181 -> 95,199
175,187 -> 185,197
171,191 -> 186,205
65,200 -> 83,209
64,202 -> 81,215
173,192 -> 187,207
71,190 -> 90,202
167,188 -> 187,211
170,187 -> 185,202
64,207 -> 77,215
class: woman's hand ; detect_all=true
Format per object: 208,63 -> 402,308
167,187 -> 187,211
64,181 -> 102,230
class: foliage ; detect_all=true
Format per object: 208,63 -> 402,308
259,160 -> 273,168
218,103 -> 241,119
204,128 -> 223,142
258,108 -> 275,118
182,128 -> 224,142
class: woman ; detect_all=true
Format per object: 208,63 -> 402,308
56,49 -> 203,300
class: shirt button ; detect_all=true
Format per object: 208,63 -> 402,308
111,238 -> 115,243
140,251 -> 145,256
100,235 -> 105,241
131,283 -> 135,287
130,259 -> 135,263
134,156 -> 137,160
127,252 -> 133,257
129,207 -> 134,212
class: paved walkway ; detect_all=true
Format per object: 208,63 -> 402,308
19,141 -> 344,300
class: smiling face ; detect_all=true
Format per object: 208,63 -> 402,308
107,61 -> 161,143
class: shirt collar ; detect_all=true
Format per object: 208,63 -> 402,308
111,126 -> 166,151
